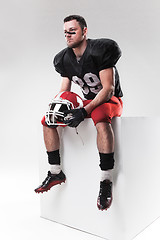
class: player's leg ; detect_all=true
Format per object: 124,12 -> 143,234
90,96 -> 123,210
43,126 -> 63,174
96,121 -> 114,186
43,125 -> 60,152
34,123 -> 66,193
96,122 -> 114,153
96,122 -> 114,210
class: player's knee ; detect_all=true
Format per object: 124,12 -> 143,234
96,122 -> 108,132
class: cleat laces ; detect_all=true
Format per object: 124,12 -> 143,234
42,171 -> 52,185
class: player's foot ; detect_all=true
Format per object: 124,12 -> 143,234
34,170 -> 66,193
97,179 -> 112,211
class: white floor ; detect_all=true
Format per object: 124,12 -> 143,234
1,164 -> 160,240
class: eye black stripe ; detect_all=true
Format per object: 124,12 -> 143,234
65,31 -> 76,35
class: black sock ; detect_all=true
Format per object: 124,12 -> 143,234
99,152 -> 114,170
47,150 -> 60,165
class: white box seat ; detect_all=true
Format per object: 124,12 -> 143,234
39,117 -> 160,240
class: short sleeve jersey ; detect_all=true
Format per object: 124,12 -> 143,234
53,38 -> 123,100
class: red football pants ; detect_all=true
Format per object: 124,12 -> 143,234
41,96 -> 123,126
83,96 -> 123,125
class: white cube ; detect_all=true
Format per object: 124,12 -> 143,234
39,117 -> 160,240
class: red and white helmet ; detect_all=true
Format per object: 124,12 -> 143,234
45,91 -> 83,126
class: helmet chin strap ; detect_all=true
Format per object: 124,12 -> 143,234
75,127 -> 84,146
60,127 -> 84,146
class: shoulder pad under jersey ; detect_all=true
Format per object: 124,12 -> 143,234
53,48 -> 68,77
89,38 -> 122,71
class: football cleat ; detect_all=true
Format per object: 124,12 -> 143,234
34,170 -> 66,193
97,179 -> 113,211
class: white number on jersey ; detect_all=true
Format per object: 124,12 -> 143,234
72,73 -> 102,95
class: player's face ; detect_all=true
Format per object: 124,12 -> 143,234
64,20 -> 86,48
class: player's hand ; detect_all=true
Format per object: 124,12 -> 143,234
63,108 -> 87,128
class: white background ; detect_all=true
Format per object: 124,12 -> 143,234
0,0 -> 160,239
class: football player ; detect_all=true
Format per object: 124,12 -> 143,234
35,15 -> 123,211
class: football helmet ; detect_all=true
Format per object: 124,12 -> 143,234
45,91 -> 83,126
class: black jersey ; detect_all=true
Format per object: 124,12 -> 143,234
53,38 -> 123,100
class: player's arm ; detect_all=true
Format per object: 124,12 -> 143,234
63,68 -> 114,128
59,77 -> 72,92
84,68 -> 114,114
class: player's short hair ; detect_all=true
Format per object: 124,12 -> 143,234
63,15 -> 87,30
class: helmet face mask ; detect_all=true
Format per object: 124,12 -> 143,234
45,91 -> 83,126
45,99 -> 73,126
